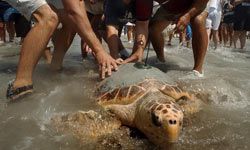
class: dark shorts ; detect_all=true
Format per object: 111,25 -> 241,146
223,12 -> 234,24
3,7 -> 20,22
87,11 -> 105,31
233,3 -> 250,31
152,6 -> 181,22
15,15 -> 31,37
0,3 -> 10,22
104,0 -> 135,28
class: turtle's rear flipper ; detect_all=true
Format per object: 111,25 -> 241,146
160,85 -> 193,101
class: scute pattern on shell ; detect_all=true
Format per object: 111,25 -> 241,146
97,85 -> 146,106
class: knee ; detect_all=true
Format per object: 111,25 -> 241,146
36,6 -> 59,30
191,14 -> 206,26
106,26 -> 118,37
43,11 -> 59,29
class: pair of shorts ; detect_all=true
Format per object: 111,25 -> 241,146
223,13 -> 234,24
152,6 -> 181,22
104,0 -> 135,27
15,15 -> 31,37
0,1 -> 11,22
233,3 -> 250,31
206,10 -> 222,30
3,7 -> 20,22
4,0 -> 47,20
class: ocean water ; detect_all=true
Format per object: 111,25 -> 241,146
0,36 -> 249,150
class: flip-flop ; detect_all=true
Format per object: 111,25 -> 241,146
6,80 -> 33,101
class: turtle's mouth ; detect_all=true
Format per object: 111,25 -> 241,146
164,123 -> 181,143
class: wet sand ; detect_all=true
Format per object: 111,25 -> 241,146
0,36 -> 250,149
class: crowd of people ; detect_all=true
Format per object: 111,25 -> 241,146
0,0 -> 249,101
206,0 -> 250,50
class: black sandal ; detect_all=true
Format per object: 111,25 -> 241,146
6,80 -> 33,101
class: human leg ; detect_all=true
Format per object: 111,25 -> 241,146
13,5 -> 58,89
221,23 -> 228,46
127,25 -> 134,42
0,21 -> 5,43
239,31 -> 247,49
106,25 -> 121,59
149,19 -> 171,62
43,46 -> 52,64
190,12 -> 208,74
228,24 -> 234,47
6,21 -> 15,42
233,31 -> 240,48
212,29 -> 219,49
50,10 -> 76,70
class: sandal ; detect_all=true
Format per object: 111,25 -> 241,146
6,80 -> 33,101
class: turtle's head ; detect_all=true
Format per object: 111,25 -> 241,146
137,101 -> 184,145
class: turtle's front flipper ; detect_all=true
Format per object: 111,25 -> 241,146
104,103 -> 137,127
51,110 -> 121,143
160,84 -> 193,101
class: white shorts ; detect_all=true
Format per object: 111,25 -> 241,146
4,0 -> 47,20
206,10 -> 222,30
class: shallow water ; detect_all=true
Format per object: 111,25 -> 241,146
0,36 -> 250,150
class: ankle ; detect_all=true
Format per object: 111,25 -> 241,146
193,68 -> 203,74
13,79 -> 32,88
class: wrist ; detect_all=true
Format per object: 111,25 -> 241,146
184,13 -> 191,19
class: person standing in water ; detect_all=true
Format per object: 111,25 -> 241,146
124,0 -> 209,78
5,0 -> 59,101
232,0 -> 250,49
206,0 -> 223,50
6,0 -> 119,101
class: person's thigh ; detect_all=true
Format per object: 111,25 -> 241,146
152,6 -> 180,22
5,0 -> 47,20
150,7 -> 178,33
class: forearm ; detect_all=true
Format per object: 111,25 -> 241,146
132,21 -> 149,54
186,0 -> 209,18
62,0 -> 104,54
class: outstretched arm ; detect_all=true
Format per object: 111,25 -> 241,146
123,0 -> 152,63
124,21 -> 149,63
62,0 -> 118,79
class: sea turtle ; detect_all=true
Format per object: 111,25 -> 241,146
51,63 -> 202,147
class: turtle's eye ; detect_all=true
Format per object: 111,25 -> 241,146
151,112 -> 162,127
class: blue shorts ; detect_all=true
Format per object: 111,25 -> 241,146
3,7 -> 20,22
186,24 -> 192,40
0,1 -> 11,22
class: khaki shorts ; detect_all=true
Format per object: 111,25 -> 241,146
4,0 -> 47,20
